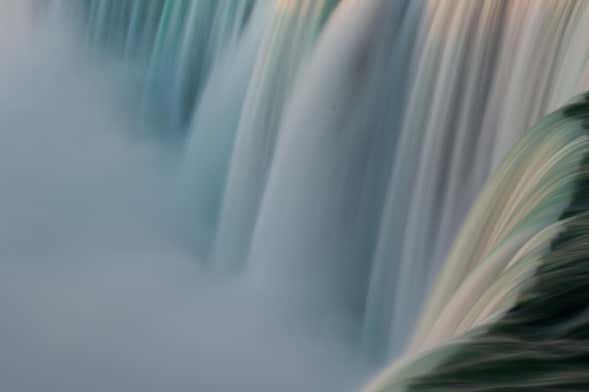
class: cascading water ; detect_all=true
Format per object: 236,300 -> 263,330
3,0 -> 589,391
249,0 -> 423,317
186,0 -> 343,264
366,91 -> 589,392
364,0 -> 589,359
214,0 -> 342,270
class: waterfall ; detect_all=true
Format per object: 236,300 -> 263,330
183,0 -> 341,261
214,0 -> 341,270
15,0 -> 589,390
362,0 -> 589,358
181,2 -> 273,257
365,91 -> 589,392
49,0 -> 589,357
248,0 -> 422,313
143,1 -> 224,130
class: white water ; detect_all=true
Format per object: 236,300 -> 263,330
249,0 -> 421,320
214,0 -> 341,270
4,0 -> 589,390
362,0 -> 589,358
0,5 -> 369,391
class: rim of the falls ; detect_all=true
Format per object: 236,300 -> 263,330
364,91 -> 589,392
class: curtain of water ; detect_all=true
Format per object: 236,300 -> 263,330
213,0 -> 344,270
365,91 -> 589,392
363,0 -> 589,358
248,0 -> 422,316
182,0 -> 341,260
45,0 -> 589,365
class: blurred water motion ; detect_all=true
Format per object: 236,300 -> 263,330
1,1 -> 589,391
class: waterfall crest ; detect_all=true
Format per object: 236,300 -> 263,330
365,92 -> 589,392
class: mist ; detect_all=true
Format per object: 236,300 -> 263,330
0,6 -> 370,392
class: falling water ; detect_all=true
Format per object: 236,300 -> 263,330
214,0 -> 342,270
4,0 -> 589,391
366,90 -> 589,392
249,0 -> 423,316
363,0 -> 589,358
186,0 -> 343,263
